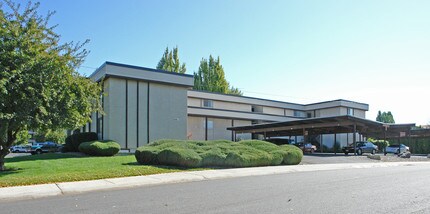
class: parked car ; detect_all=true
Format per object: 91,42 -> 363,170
297,142 -> 317,153
384,144 -> 409,155
30,142 -> 61,155
10,145 -> 30,153
342,141 -> 378,155
265,138 -> 295,145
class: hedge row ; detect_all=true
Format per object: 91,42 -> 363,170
135,139 -> 303,168
78,140 -> 121,156
398,137 -> 430,154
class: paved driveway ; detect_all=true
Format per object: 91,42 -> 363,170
302,153 -> 429,164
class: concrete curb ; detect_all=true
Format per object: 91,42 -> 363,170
1,161 -> 430,201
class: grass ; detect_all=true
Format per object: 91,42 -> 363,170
135,139 -> 303,168
0,153 -> 203,187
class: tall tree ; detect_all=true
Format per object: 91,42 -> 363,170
156,46 -> 186,74
376,111 -> 395,123
194,55 -> 242,95
0,1 -> 102,171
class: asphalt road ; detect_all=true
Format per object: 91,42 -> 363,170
2,164 -> 430,214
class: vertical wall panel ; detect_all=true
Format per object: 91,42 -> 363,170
127,80 -> 138,149
137,81 -> 148,146
105,78 -> 127,148
149,83 -> 188,142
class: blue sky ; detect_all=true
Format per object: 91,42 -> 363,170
36,0 -> 430,125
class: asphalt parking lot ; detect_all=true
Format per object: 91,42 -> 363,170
301,153 -> 430,164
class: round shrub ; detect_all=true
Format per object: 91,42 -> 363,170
200,149 -> 226,166
135,147 -> 160,165
157,148 -> 202,168
280,145 -> 303,165
78,140 -> 120,156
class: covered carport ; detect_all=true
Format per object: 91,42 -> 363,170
228,115 -> 416,155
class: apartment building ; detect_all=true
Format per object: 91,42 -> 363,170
85,62 -> 369,149
187,90 -> 368,148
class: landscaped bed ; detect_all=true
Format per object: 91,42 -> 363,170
0,153 -> 200,187
135,139 -> 303,168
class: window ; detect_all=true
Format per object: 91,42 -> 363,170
202,99 -> 213,108
347,108 -> 354,116
294,110 -> 307,118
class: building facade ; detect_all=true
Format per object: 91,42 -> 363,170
84,62 -> 369,150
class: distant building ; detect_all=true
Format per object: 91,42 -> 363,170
82,62 -> 369,150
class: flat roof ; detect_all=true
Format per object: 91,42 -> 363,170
89,61 -> 194,87
228,115 -> 415,139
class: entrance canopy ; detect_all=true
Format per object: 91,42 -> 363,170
227,115 -> 415,139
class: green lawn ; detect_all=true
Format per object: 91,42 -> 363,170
0,153 -> 200,187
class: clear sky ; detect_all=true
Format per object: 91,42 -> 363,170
36,0 -> 430,125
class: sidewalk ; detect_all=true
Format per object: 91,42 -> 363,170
1,161 -> 430,201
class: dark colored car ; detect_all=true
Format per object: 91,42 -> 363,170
30,142 -> 61,155
342,141 -> 378,155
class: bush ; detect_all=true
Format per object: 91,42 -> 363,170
78,140 -> 120,156
64,132 -> 98,152
157,148 -> 202,167
135,139 -> 303,168
280,145 -> 303,165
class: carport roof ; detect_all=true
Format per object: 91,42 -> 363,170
227,115 -> 416,139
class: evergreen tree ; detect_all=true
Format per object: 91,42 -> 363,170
156,46 -> 186,74
376,111 -> 395,123
193,55 -> 242,95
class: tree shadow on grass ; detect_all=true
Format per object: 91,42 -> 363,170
0,167 -> 22,177
4,153 -> 88,163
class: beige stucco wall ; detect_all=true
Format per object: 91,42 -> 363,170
263,106 -> 284,116
126,80 -> 138,149
104,78 -> 126,148
354,109 -> 366,118
187,116 -> 205,140
148,83 -> 188,142
207,118 -> 233,140
137,81 -> 149,146
213,101 -> 251,112
284,109 -> 295,117
316,107 -> 342,117
101,77 -> 188,149
188,97 -> 201,107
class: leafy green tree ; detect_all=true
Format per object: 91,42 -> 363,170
376,111 -> 395,123
156,46 -> 186,74
193,55 -> 242,95
34,129 -> 66,144
0,1 -> 102,171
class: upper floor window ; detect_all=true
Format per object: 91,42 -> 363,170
294,110 -> 307,118
202,99 -> 213,108
347,108 -> 354,116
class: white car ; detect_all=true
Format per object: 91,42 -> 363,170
10,145 -> 30,153
385,144 -> 409,155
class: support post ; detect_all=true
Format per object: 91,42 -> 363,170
353,124 -> 357,156
383,128 -> 387,156
334,133 -> 337,155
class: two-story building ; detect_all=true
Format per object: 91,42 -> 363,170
83,62 -> 369,150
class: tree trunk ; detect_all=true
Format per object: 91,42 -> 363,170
0,156 -> 5,171
0,149 -> 7,171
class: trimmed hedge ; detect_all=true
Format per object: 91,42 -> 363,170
78,140 -> 120,156
64,132 -> 98,152
135,139 -> 303,168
